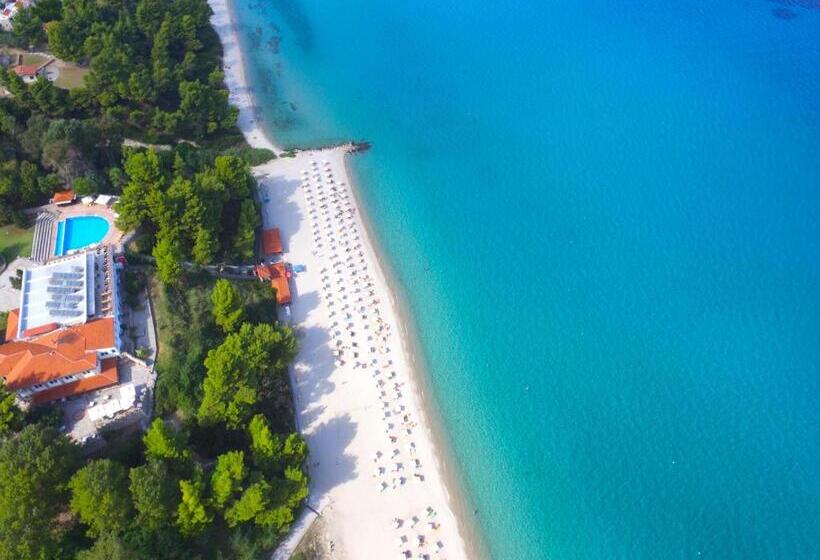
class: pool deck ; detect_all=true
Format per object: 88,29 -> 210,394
27,202 -> 124,264
54,204 -> 123,248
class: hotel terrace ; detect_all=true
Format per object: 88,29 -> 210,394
0,247 -> 123,404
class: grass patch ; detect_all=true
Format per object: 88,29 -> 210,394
20,53 -> 47,66
53,65 -> 90,90
0,224 -> 33,264
150,270 -> 220,419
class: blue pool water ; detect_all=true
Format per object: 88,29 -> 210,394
232,1 -> 820,558
54,216 -> 110,256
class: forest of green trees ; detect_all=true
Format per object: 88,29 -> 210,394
0,276 -> 305,560
0,0 -> 270,228
117,147 -> 262,280
0,0 -> 306,557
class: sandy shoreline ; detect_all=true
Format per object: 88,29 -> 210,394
209,0 -> 281,154
209,1 -> 473,558
341,159 -> 490,560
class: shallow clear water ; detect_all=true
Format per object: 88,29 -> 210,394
231,1 -> 820,557
55,216 -> 110,255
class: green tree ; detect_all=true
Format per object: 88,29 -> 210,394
192,226 -> 219,265
211,279 -> 245,333
19,114 -> 49,160
84,33 -> 131,107
151,16 -> 175,95
19,161 -> 50,207
127,66 -> 156,104
232,198 -> 259,261
198,323 -> 297,427
32,0 -> 61,22
129,459 -> 180,530
0,383 -> 23,436
153,230 -> 184,285
210,450 -> 246,508
224,480 -> 270,528
282,465 -> 309,509
247,413 -> 282,471
0,68 -> 32,108
40,118 -> 98,183
115,150 -> 164,231
143,418 -> 188,461
11,8 -> 46,46
72,172 -> 106,197
29,77 -> 68,115
254,503 -> 294,531
177,80 -> 235,137
135,0 -> 166,38
176,472 -> 212,537
213,155 -> 253,199
45,21 -> 80,61
69,459 -> 133,537
283,433 -> 309,467
0,425 -> 79,560
46,0 -> 99,61
76,534 -> 139,560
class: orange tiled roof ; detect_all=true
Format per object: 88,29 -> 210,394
22,322 -> 59,338
4,309 -> 18,342
0,317 -> 116,391
261,228 -> 283,255
52,189 -> 75,203
31,358 -> 118,404
270,262 -> 291,305
13,65 -> 38,77
254,263 -> 291,304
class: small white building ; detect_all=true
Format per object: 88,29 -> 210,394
12,64 -> 41,84
0,0 -> 34,31
0,3 -> 18,32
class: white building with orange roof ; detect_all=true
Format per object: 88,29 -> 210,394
0,248 -> 123,404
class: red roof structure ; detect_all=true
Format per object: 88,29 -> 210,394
254,262 -> 291,305
22,322 -> 59,338
31,358 -> 118,405
0,316 -> 117,402
261,228 -> 283,255
51,189 -> 76,205
13,65 -> 38,78
4,309 -> 18,342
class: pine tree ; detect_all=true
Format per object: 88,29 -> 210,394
210,279 -> 245,333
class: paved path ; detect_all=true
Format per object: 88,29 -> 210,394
0,257 -> 35,312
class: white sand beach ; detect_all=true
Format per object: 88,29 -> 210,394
209,0 -> 281,154
209,1 -> 471,559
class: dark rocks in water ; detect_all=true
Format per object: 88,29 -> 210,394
772,6 -> 798,17
289,102 -> 297,111
349,141 -> 371,154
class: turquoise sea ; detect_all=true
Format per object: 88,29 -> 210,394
230,1 -> 820,557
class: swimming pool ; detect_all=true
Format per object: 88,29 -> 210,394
54,216 -> 110,256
